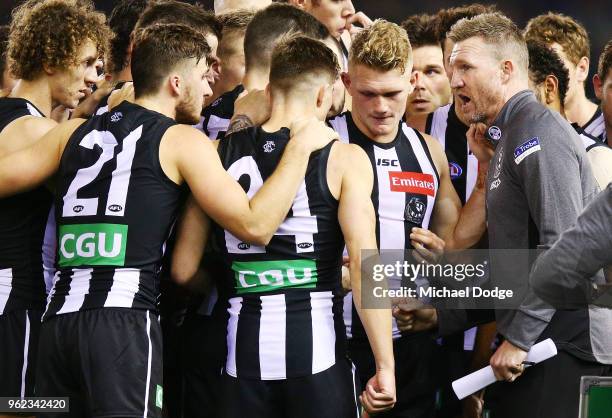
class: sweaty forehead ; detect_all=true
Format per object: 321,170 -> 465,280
412,46 -> 444,68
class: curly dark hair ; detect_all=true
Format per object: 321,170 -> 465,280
527,40 -> 569,104
597,40 -> 612,81
107,0 -> 149,75
8,0 -> 111,81
401,14 -> 439,49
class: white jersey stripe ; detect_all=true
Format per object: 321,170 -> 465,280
465,153 -> 479,202
42,205 -> 56,293
310,291 -> 336,374
143,311 -> 152,418
0,268 -> 13,315
258,294 -> 287,379
351,362 -> 360,418
104,269 -> 141,308
403,126 -> 438,230
56,268 -> 92,315
373,146 -> 405,250
430,104 -> 450,149
20,309 -> 30,399
26,103 -> 43,117
328,115 -> 350,143
206,115 -> 231,140
226,297 -> 243,377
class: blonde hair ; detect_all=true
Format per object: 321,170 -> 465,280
349,19 -> 412,74
448,13 -> 528,73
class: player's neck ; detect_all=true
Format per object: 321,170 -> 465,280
9,78 -> 53,117
404,112 -> 427,132
351,109 -> 398,144
564,91 -> 597,127
263,96 -> 319,132
112,66 -> 132,83
242,70 -> 269,91
134,94 -> 177,120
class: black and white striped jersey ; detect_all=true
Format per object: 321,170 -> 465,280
574,123 -> 607,151
328,112 -> 440,340
582,108 -> 606,142
214,126 -> 345,380
43,101 -> 186,320
0,98 -> 53,315
425,103 -> 478,204
196,84 -> 244,140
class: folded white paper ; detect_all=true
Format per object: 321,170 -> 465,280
452,338 -> 557,400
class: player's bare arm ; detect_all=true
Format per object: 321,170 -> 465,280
331,142 -> 396,414
425,132 -> 488,249
171,196 -> 213,293
0,118 -> 85,197
160,118 -> 338,245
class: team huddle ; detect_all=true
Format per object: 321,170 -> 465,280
0,0 -> 611,418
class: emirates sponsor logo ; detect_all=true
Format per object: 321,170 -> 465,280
388,172 -> 435,196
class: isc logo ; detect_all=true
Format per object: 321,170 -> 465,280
376,158 -> 399,167
58,223 -> 128,267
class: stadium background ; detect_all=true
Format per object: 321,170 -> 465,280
0,0 -> 609,99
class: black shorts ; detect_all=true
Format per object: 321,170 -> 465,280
348,332 -> 438,418
0,309 -> 42,398
36,308 -> 163,418
181,311 -> 228,418
221,358 -> 360,418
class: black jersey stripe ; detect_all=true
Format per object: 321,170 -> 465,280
234,296 -> 262,378
285,291 -> 313,377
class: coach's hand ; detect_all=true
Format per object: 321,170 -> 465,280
360,368 -> 396,415
467,123 -> 494,164
289,117 -> 339,152
490,340 -> 528,382
233,89 -> 271,126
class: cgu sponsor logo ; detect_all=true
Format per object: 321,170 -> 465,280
58,223 -> 128,267
232,259 -> 318,294
388,172 -> 435,196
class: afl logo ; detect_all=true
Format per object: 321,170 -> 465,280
110,112 -> 123,123
449,162 -> 463,180
73,205 -> 84,213
487,125 -> 502,142
107,204 -> 123,212
297,242 -> 313,249
237,242 -> 251,250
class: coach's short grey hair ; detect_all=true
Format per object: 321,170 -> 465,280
448,13 -> 528,73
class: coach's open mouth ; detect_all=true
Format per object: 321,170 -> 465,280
457,94 -> 471,105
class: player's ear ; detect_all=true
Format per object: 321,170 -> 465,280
341,72 -> 351,91
288,0 -> 307,9
593,73 -> 603,100
500,59 -> 514,83
316,84 -> 326,108
169,73 -> 181,97
575,56 -> 590,83
543,75 -> 559,105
